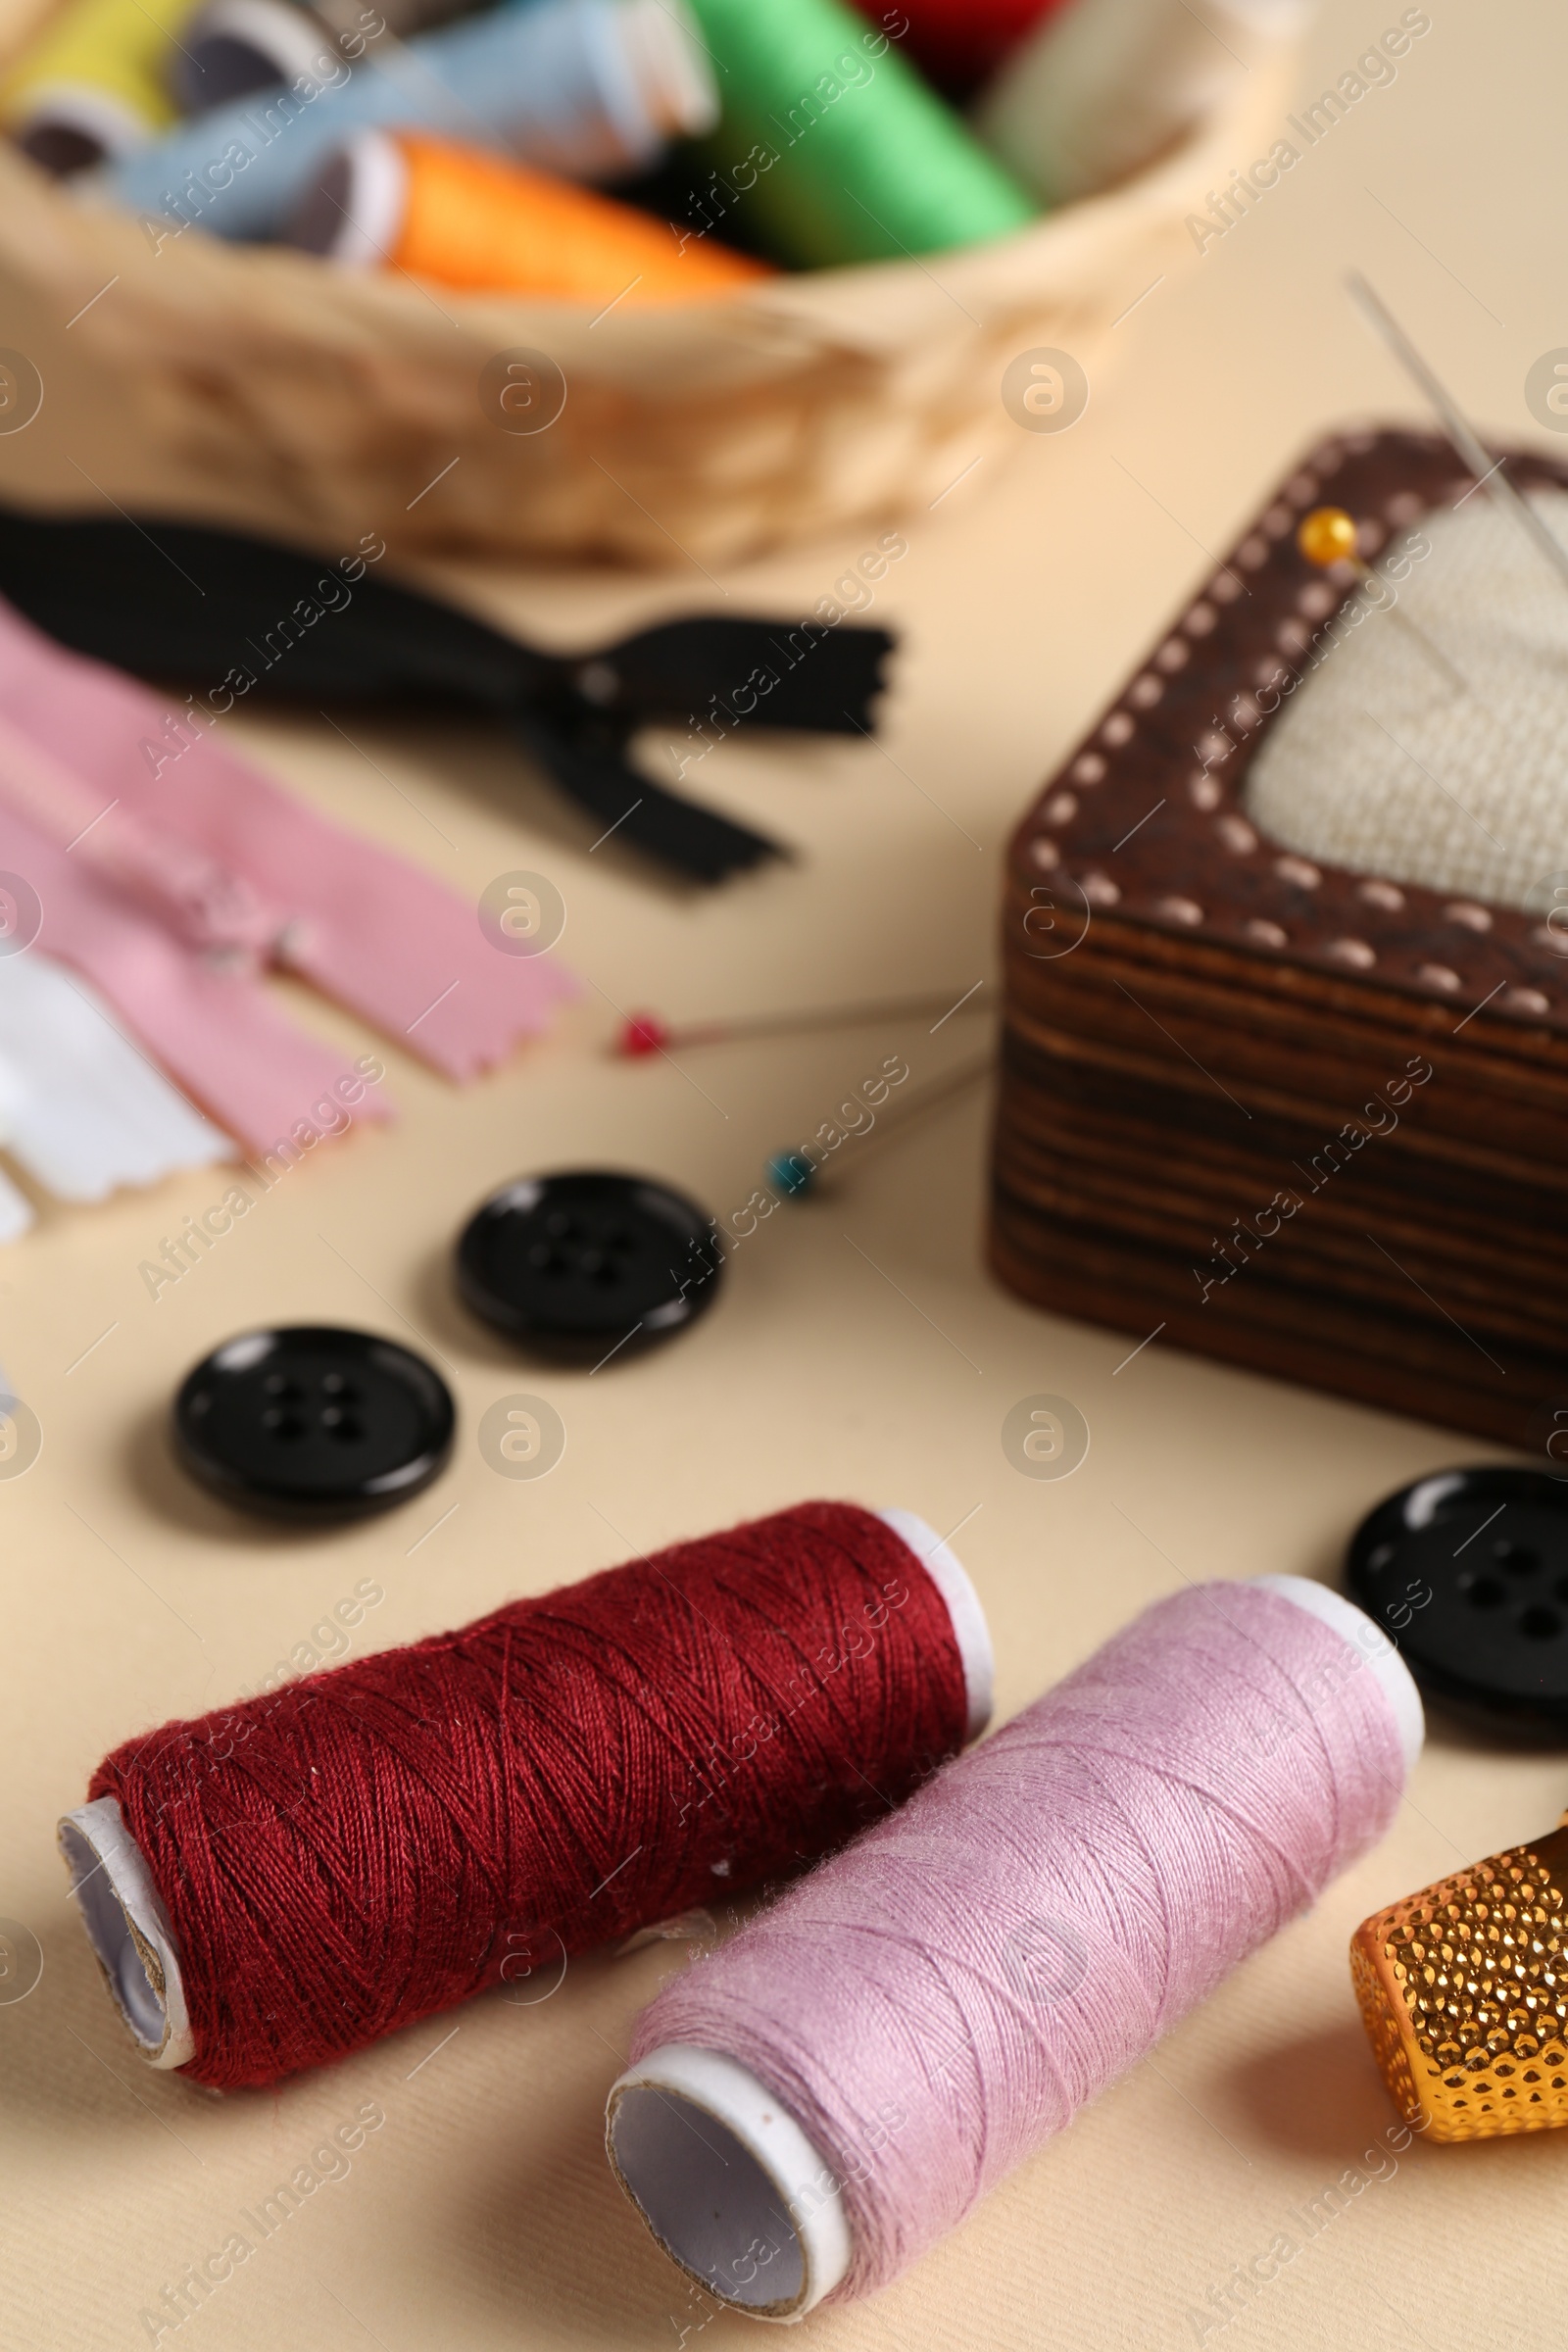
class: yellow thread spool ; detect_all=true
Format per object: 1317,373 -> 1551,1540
1,0 -> 204,171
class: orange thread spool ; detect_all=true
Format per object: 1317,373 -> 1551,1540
296,128 -> 773,302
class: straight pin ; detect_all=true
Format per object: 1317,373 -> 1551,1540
1347,270 -> 1568,598
616,992 -> 987,1060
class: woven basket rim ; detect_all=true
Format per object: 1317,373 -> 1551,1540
0,41 -> 1294,564
0,46 -> 1271,364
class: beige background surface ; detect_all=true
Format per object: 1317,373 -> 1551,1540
2,0 -> 1566,2343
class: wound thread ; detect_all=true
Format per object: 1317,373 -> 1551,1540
620,1579 -> 1413,2307
682,0 -> 1037,269
78,1501 -> 976,2090
292,129 -> 774,299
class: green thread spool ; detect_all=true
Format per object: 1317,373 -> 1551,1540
685,0 -> 1037,269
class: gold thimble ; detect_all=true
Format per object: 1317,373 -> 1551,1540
1351,1821 -> 1568,2142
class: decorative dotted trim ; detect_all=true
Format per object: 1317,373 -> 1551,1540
1022,431 -> 1568,1033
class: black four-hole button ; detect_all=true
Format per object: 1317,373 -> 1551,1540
172,1326 -> 455,1520
455,1170 -> 722,1364
1347,1468 -> 1568,1738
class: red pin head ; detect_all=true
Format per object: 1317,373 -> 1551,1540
619,1013 -> 670,1058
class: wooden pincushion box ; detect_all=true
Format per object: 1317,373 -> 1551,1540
992,427 -> 1568,1450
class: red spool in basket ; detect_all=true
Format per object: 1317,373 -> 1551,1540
60,1503 -> 990,2090
861,0 -> 1074,94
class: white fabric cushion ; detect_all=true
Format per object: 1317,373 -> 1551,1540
1245,488 -> 1568,913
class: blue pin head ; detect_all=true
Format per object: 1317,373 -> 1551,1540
766,1152 -> 816,1200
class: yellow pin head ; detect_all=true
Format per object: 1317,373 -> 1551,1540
1298,506 -> 1361,568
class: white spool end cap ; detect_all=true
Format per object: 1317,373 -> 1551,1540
608,2043 -> 849,2322
178,0 -> 344,105
1211,0 -> 1313,31
617,0 -> 719,139
13,82 -> 150,166
1253,1573 -> 1424,1774
58,1795 -> 193,2069
284,129 -> 409,267
875,1506 -> 993,1740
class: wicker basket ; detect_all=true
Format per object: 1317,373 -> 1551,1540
0,58 -> 1286,566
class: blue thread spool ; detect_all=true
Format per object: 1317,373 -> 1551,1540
104,0 -> 717,240
172,0 -> 500,112
172,0 -> 354,113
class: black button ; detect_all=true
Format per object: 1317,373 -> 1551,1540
1347,1468 -> 1568,1739
455,1170 -> 722,1364
172,1327 -> 455,1521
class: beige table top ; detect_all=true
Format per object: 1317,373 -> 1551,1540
2,0 -> 1566,2343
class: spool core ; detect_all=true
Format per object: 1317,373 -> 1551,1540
13,84 -> 149,172
58,1795 -> 193,2067
608,1574 -> 1423,2322
287,129 -> 410,267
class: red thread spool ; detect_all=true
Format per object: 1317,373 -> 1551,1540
62,1504 -> 989,2090
856,0 -> 1074,93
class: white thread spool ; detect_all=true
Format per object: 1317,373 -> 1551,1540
974,0 -> 1312,208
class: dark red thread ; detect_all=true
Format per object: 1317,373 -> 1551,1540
857,0 -> 1074,95
89,1502 -> 966,2090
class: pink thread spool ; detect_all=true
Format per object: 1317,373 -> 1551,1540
607,1576 -> 1422,2319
